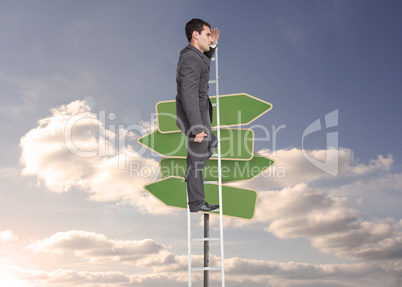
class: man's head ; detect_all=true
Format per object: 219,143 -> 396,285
185,18 -> 212,52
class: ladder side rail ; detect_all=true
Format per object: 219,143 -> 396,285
214,45 -> 226,287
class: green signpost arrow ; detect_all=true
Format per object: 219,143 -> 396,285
156,93 -> 272,133
144,176 -> 257,219
160,153 -> 274,182
138,128 -> 254,160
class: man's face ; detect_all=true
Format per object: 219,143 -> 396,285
197,25 -> 212,52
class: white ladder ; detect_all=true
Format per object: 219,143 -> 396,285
187,45 -> 225,287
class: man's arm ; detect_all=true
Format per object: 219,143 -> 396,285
204,47 -> 216,59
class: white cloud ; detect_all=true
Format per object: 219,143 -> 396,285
221,148 -> 402,254
0,228 -> 18,245
27,230 -> 172,265
221,182 -> 402,262
0,228 -> 397,287
257,184 -> 359,236
22,230 -> 402,286
0,264 -> 188,287
236,148 -> 394,191
2,258 -> 401,287
328,172 -> 402,199
19,100 -> 171,215
310,218 -> 402,261
349,154 -> 393,175
216,147 -> 402,262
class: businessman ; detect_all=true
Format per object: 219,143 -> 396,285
176,19 -> 220,212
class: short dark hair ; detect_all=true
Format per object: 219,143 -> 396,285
185,18 -> 211,42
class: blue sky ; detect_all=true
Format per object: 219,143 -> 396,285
1,0 -> 402,286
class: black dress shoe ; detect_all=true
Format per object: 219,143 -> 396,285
192,202 -> 219,212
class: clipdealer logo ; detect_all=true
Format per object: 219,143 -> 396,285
63,107 -> 339,177
302,110 -> 339,176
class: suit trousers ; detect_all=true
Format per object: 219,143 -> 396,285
185,132 -> 218,211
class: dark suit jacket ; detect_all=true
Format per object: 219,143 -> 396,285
176,44 -> 215,136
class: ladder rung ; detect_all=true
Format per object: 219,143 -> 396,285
192,237 -> 220,241
191,267 -> 222,271
211,57 -> 216,61
204,181 -> 218,184
208,80 -> 216,84
212,103 -> 217,107
212,154 -> 218,157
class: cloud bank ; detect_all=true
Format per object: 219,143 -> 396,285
2,230 -> 401,287
17,100 -> 402,286
19,100 -> 169,214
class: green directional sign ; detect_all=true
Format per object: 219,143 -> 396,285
144,176 -> 257,219
160,153 -> 274,182
156,93 -> 272,133
138,128 -> 254,160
